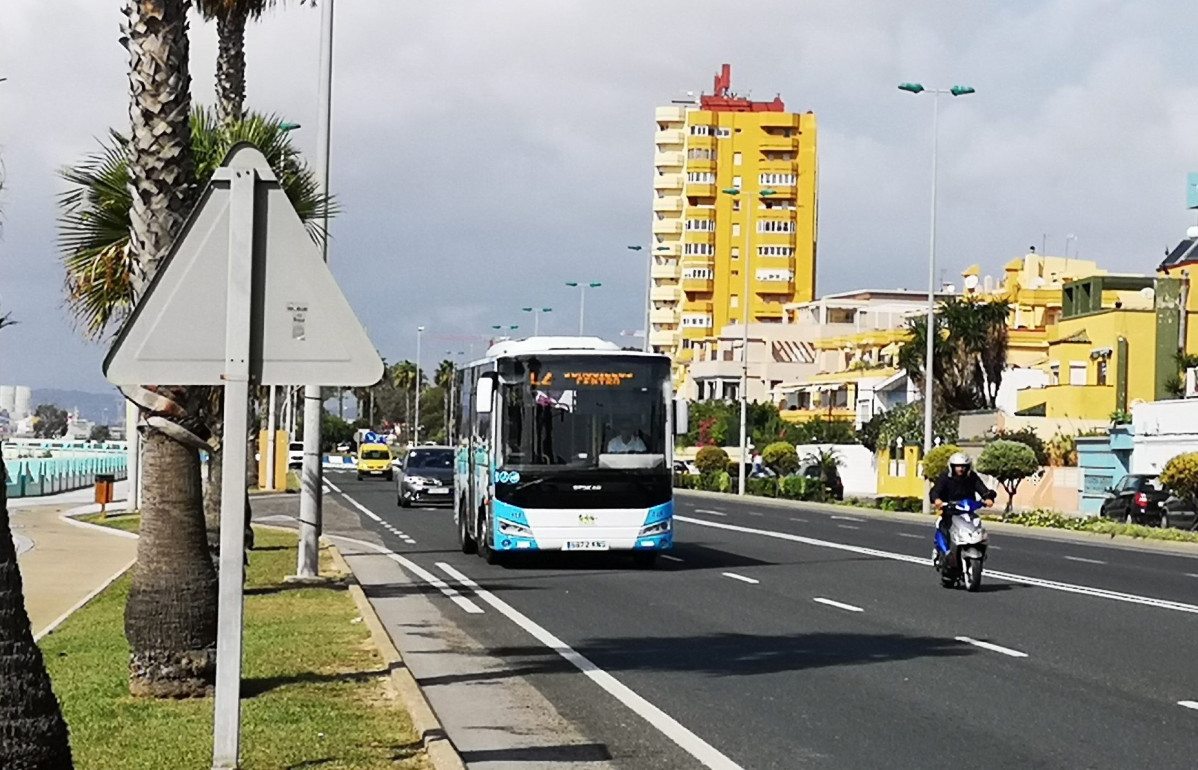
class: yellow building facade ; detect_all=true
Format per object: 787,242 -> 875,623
651,64 -> 818,386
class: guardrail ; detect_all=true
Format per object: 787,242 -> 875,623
3,454 -> 128,499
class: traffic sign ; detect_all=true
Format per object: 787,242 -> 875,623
103,144 -> 383,387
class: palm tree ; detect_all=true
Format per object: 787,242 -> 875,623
0,308 -> 74,764
391,361 -> 420,444
898,297 -> 1010,413
194,1 -> 313,125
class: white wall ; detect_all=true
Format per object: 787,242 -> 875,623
1131,399 -> 1198,474
997,367 -> 1050,416
795,443 -> 877,496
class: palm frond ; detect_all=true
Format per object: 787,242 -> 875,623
194,0 -> 313,22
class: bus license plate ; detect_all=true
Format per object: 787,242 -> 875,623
428,488 -> 449,494
564,541 -> 608,551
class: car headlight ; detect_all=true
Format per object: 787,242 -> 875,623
639,519 -> 672,537
498,519 -> 533,538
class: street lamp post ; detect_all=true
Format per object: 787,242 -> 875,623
521,307 -> 552,336
898,82 -> 975,514
720,187 -> 775,496
414,326 -> 425,446
629,245 -> 672,352
565,281 -> 602,335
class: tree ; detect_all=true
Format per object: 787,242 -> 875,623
898,297 -> 1010,412
32,405 -> 69,439
921,444 -> 961,482
975,440 -> 1039,513
89,424 -> 112,443
0,305 -> 74,765
862,401 -> 959,454
992,427 -> 1048,466
695,446 -> 731,475
791,417 -> 858,445
1160,453 -> 1198,511
802,447 -> 843,498
761,442 -> 799,476
194,1 -> 314,125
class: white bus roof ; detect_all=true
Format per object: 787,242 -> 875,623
469,336 -> 667,367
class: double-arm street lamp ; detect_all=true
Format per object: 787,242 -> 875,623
898,82 -> 975,513
565,281 -> 602,335
521,307 -> 552,336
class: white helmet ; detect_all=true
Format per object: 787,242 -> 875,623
949,451 -> 971,469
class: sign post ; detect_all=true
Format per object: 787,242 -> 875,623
103,144 -> 382,770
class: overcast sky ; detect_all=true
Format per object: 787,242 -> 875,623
3,0 -> 1198,392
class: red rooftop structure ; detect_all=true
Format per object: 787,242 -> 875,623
699,64 -> 785,113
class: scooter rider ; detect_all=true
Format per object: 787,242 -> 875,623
930,452 -> 996,563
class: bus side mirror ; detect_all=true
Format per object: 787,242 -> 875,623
476,374 -> 496,415
674,399 -> 689,436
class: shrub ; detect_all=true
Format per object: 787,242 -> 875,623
792,417 -> 859,445
746,477 -> 779,497
993,427 -> 1048,466
1046,433 -> 1078,467
761,442 -> 798,476
695,446 -> 731,475
877,496 -> 923,512
922,444 -> 961,482
1160,452 -> 1198,504
976,439 -> 1039,512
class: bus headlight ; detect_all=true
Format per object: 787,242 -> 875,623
498,519 -> 533,538
638,519 -> 672,538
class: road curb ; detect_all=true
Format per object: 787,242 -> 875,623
326,543 -> 467,770
676,488 -> 1198,557
60,504 -> 141,539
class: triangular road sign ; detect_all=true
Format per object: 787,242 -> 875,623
104,144 -> 383,387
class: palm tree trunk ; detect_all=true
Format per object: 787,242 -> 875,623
125,432 -> 218,697
214,10 -> 247,126
0,460 -> 74,767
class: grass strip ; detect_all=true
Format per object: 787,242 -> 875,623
40,526 -> 428,769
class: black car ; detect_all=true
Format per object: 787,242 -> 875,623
1099,474 -> 1170,525
396,446 -> 455,508
796,462 -> 844,501
1160,494 -> 1198,531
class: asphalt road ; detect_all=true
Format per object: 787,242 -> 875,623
321,472 -> 1198,770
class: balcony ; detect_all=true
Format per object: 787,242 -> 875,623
755,278 -> 795,294
650,308 -> 679,324
682,275 -> 714,293
654,151 -> 684,168
649,329 -> 677,348
653,196 -> 683,213
652,219 -> 683,235
653,242 -> 681,256
685,182 -> 716,198
651,285 -> 681,302
655,105 -> 688,123
655,129 -> 684,146
651,262 -> 680,280
654,173 -> 683,190
758,134 -> 798,151
1015,384 -> 1115,420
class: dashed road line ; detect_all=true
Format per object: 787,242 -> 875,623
789,517 -> 808,523
1185,573 -> 1198,579
695,509 -> 727,517
721,572 -> 760,585
1064,555 -> 1106,565
837,524 -> 860,531
813,597 -> 863,613
898,533 -> 923,539
334,489 -> 418,545
1178,700 -> 1198,711
661,555 -> 684,563
676,515 -> 1198,615
748,511 -> 763,517
955,636 -> 1028,658
434,562 -> 746,770
830,515 -> 863,523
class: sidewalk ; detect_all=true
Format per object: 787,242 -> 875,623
10,495 -> 137,640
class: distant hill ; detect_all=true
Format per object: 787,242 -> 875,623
31,388 -> 126,425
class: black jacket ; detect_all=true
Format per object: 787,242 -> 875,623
930,469 -> 996,505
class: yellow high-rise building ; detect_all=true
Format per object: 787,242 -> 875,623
650,64 -> 818,388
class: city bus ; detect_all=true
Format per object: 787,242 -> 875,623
453,337 -> 684,567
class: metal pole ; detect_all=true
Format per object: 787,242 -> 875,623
642,250 -> 652,353
211,165 -> 255,770
266,386 -> 276,490
414,327 -> 423,445
534,311 -> 540,336
921,91 -> 940,516
296,0 -> 335,579
738,194 -> 753,496
579,288 -> 586,335
125,400 -> 140,512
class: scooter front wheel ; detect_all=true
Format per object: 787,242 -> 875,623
963,557 -> 983,592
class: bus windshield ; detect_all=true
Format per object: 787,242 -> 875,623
497,354 -> 670,472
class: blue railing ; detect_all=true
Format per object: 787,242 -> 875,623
3,453 -> 128,499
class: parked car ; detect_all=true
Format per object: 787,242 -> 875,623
397,446 -> 455,508
1160,494 -> 1198,531
795,461 -> 845,501
1099,474 -> 1170,525
287,441 -> 304,469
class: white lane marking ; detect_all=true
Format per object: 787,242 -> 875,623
661,555 -> 684,563
676,516 -> 1198,615
1064,555 -> 1106,565
789,517 -> 808,523
328,535 -> 482,614
1178,700 -> 1198,711
1185,573 -> 1198,579
898,533 -> 923,539
837,524 -> 860,531
337,490 -> 419,544
35,558 -> 136,641
694,509 -> 727,517
433,562 -> 745,770
325,479 -> 343,494
955,636 -> 1029,658
831,515 -> 863,523
721,572 -> 760,585
748,511 -> 763,517
813,597 -> 864,613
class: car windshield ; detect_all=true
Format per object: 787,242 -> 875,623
497,354 -> 670,472
406,449 -> 453,470
361,449 -> 389,460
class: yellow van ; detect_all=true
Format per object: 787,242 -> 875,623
356,443 -> 393,481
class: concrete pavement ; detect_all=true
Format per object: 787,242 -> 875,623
11,498 -> 137,640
